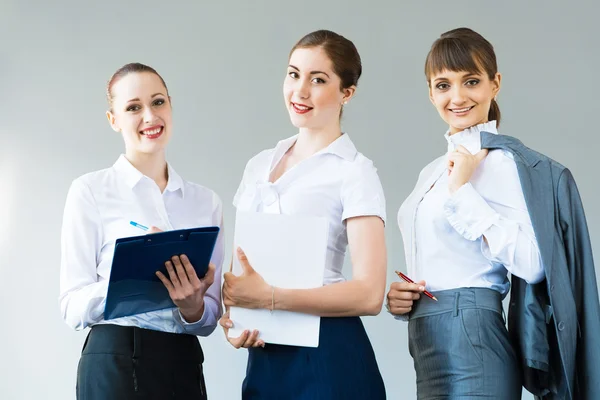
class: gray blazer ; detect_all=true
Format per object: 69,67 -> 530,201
481,131 -> 600,399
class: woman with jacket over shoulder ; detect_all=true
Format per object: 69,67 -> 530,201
59,63 -> 223,400
386,28 -> 545,399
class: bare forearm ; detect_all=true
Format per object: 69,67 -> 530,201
274,279 -> 384,317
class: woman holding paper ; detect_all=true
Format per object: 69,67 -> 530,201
220,30 -> 387,399
59,63 -> 223,399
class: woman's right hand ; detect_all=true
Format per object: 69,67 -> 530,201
386,281 -> 426,315
219,311 -> 265,349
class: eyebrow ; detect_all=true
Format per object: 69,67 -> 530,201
433,72 -> 480,83
126,93 -> 165,103
288,65 -> 330,79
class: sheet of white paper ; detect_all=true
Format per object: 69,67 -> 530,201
229,211 -> 328,348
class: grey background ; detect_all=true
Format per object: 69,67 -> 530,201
1,0 -> 598,399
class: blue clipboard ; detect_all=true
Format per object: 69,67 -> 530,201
104,226 -> 220,320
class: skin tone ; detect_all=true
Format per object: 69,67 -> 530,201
219,46 -> 387,348
106,72 -> 215,322
386,66 -> 501,316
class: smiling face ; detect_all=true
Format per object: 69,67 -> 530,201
283,46 -> 354,131
106,72 -> 172,156
429,68 -> 501,134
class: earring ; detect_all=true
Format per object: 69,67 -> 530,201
342,101 -> 348,105
494,95 -> 498,101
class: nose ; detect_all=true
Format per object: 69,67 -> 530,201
450,86 -> 467,106
294,78 -> 310,100
143,107 -> 156,124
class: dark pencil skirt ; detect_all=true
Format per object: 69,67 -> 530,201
76,324 -> 207,400
408,288 -> 522,399
242,316 -> 386,400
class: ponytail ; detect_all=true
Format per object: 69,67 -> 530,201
488,98 -> 501,127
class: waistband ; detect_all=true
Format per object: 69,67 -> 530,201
83,324 -> 203,361
410,287 -> 503,320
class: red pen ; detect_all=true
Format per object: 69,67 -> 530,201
395,271 -> 438,301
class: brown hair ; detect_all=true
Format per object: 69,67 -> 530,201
106,63 -> 168,110
425,28 -> 501,126
290,29 -> 362,91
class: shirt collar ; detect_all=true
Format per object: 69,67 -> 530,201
165,163 -> 185,197
444,120 -> 498,154
273,133 -> 358,163
322,133 -> 358,161
113,155 -> 185,197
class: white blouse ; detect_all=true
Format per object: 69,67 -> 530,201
233,133 -> 386,285
59,155 -> 224,335
397,121 -> 544,296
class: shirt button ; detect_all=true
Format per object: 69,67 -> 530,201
558,321 -> 565,331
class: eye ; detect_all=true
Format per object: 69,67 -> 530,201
153,98 -> 165,106
288,71 -> 299,79
465,79 -> 480,86
435,82 -> 449,90
311,77 -> 326,84
126,104 -> 141,112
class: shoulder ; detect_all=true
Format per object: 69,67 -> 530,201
341,151 -> 382,184
414,154 -> 445,184
490,132 -> 568,172
349,151 -> 377,171
243,148 -> 274,176
182,180 -> 223,213
421,154 -> 446,173
68,167 -> 114,197
247,148 -> 274,166
484,147 -> 517,168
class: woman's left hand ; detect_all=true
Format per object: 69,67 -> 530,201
447,145 -> 488,194
223,248 -> 271,310
156,254 -> 216,322
150,226 -> 216,322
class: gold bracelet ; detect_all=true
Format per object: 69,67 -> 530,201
270,286 -> 275,313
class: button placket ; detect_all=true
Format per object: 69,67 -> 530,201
149,179 -> 173,230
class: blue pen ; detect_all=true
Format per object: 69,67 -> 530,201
130,221 -> 149,231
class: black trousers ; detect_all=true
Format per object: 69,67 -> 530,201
77,324 -> 207,400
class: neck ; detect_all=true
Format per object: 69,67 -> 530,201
294,122 -> 342,158
448,119 -> 490,136
125,150 -> 168,190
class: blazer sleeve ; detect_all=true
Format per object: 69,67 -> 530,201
556,168 -> 600,397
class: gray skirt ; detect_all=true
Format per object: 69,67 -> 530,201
408,288 -> 521,399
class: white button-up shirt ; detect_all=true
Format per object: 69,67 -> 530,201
234,133 -> 386,285
59,155 -> 223,335
397,121 -> 544,296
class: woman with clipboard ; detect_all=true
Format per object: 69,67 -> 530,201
219,30 -> 387,399
59,63 -> 223,400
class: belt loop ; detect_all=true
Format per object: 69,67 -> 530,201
453,292 -> 460,317
132,327 -> 141,359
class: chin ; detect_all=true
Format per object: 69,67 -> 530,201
446,117 -> 478,133
289,115 -> 308,129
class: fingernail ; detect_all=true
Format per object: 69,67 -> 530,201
261,343 -> 265,348
419,286 -> 425,291
226,322 -> 232,328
